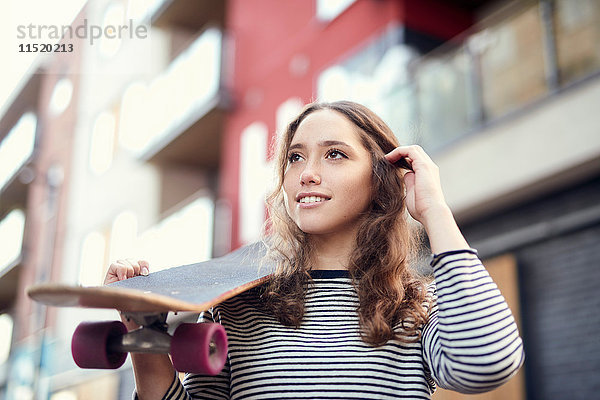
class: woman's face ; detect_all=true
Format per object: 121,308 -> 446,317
283,109 -> 373,237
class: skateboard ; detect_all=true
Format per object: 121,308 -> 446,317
27,242 -> 274,375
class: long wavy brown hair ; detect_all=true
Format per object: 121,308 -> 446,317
262,100 -> 429,346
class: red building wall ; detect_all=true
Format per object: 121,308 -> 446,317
220,0 -> 473,249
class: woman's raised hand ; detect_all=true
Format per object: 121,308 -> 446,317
385,145 -> 469,253
384,145 -> 449,226
104,259 -> 150,285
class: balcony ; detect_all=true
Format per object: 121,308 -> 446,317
317,1 -> 600,220
141,94 -> 226,170
418,0 -> 600,219
318,1 -> 600,151
413,0 -> 600,150
119,27 -> 226,170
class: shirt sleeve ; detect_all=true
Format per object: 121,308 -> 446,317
132,373 -> 190,400
421,249 -> 525,394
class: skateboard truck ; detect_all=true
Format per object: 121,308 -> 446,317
109,312 -> 171,354
71,312 -> 228,375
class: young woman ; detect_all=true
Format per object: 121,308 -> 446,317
106,101 -> 524,399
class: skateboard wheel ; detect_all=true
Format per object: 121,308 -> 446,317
171,323 -> 228,375
72,321 -> 127,369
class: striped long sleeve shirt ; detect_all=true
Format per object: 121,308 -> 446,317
155,249 -> 524,399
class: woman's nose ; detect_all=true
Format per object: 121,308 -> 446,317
300,164 -> 321,185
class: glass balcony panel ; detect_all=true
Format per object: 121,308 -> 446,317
371,85 -> 419,146
479,4 -> 548,119
416,48 -> 475,150
554,0 -> 600,85
317,29 -> 420,145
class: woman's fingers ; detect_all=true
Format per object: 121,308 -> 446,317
138,260 -> 150,276
384,145 -> 433,169
384,145 -> 448,223
104,259 -> 150,285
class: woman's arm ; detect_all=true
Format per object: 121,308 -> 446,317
421,251 -> 524,393
106,260 -> 184,400
385,146 -> 524,392
106,260 -> 231,400
131,355 -> 180,400
131,309 -> 232,399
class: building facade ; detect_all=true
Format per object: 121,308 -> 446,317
0,0 -> 598,399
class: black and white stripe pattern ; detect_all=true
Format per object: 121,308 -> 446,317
156,249 -> 524,399
422,250 -> 524,393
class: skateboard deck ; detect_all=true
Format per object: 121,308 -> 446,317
28,241 -> 274,312
26,242 -> 275,375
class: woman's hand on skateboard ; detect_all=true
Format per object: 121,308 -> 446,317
104,259 -> 150,285
104,259 -> 150,331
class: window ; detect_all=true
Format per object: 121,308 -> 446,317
0,113 -> 36,191
317,26 -> 420,145
0,314 -> 13,364
99,2 -> 125,58
316,0 -> 356,21
89,111 -> 116,175
276,97 -> 303,137
0,209 -> 25,271
239,122 -> 269,244
118,81 -> 149,154
109,210 -> 138,261
49,78 -> 73,115
554,0 -> 600,84
78,231 -> 107,286
478,5 -> 547,119
135,197 -> 214,269
415,50 -> 475,149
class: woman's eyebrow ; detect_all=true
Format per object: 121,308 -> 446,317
289,140 -> 352,151
318,140 -> 352,148
288,143 -> 305,151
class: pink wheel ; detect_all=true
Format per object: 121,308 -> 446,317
171,323 -> 228,375
71,321 -> 127,369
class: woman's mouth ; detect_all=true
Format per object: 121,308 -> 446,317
296,193 -> 331,208
299,196 -> 328,204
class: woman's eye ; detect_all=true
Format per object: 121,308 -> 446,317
326,149 -> 347,159
288,153 -> 302,163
